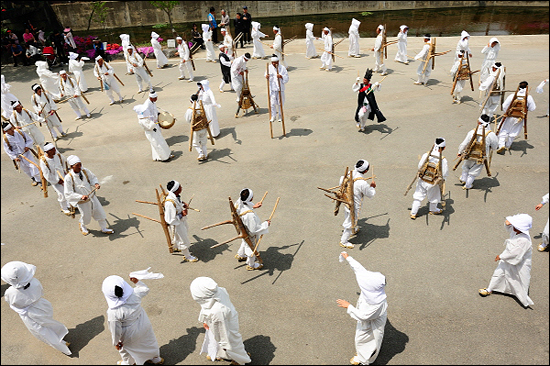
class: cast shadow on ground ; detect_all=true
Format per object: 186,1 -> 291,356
160,326 -> 202,364
472,174 -> 500,202
241,240 -> 305,285
438,192 -> 455,230
490,291 -> 534,310
191,234 -> 229,263
208,148 -> 236,164
165,134 -> 189,146
0,64 -> 39,83
218,127 -> 242,144
105,213 -> 144,241
65,315 -> 105,358
244,335 -> 277,365
352,214 -> 390,250
536,114 -> 549,118
279,128 -> 312,138
508,140 -> 534,157
236,108 -> 264,119
376,319 -> 409,365
1,283 -> 10,297
56,147 -> 75,154
361,123 -> 393,136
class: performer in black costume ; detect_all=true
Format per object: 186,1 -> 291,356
353,68 -> 386,131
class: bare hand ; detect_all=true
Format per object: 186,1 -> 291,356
267,219 -> 271,226
265,75 -> 270,79
336,299 -> 350,308
371,48 -> 375,52
14,157 -> 20,162
253,202 -> 262,209
129,277 -> 139,284
535,203 -> 544,211
340,251 -> 349,259
182,208 -> 188,217
58,179 -> 64,185
82,195 -> 89,201
104,72 -> 109,75
495,255 -> 501,262
370,181 -> 376,188
270,45 -> 273,49
277,74 -> 283,79
95,183 -> 100,189
115,341 -> 123,350
24,147 -> 30,152
203,322 -> 209,330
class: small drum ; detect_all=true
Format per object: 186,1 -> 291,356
158,111 -> 175,129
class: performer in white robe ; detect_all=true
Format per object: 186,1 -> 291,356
535,193 -> 549,252
479,214 -> 534,308
175,36 -> 194,82
9,100 -> 45,151
126,46 -> 152,93
479,37 -> 500,85
64,155 -> 114,235
535,78 -> 549,117
221,28 -> 234,58
394,25 -> 409,64
265,54 -> 289,122
339,160 -> 376,249
119,33 -> 134,74
410,137 -> 448,219
304,23 -> 318,59
68,52 -> 89,92
102,275 -> 163,365
235,188 -> 270,270
348,18 -> 361,58
455,30 -> 472,63
190,277 -> 251,364
450,50 -> 468,104
133,91 -> 171,162
197,80 -> 221,137
94,56 -> 123,105
271,26 -> 286,67
1,261 -> 71,356
479,62 -> 505,118
2,122 -> 41,185
35,61 -> 61,100
59,70 -> 91,120
39,143 -> 71,214
496,81 -> 536,153
203,24 -> 216,62
163,180 -> 198,261
319,27 -> 333,71
230,53 -> 250,104
31,84 -> 65,140
150,32 -> 168,68
456,115 -> 498,190
414,34 -> 432,85
251,21 -> 268,59
185,94 -> 209,161
1,75 -> 19,120
372,25 -> 387,75
337,252 -> 387,366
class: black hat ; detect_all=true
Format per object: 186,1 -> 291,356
243,5 -> 248,9
424,33 -> 431,38
364,68 -> 373,80
494,62 -> 502,67
190,94 -> 198,102
480,114 -> 490,123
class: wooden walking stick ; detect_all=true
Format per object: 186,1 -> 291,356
275,64 -> 286,137
266,63 -> 273,138
18,153 -> 48,198
259,191 -> 268,205
200,100 -> 215,146
523,86 -> 529,139
438,148 -> 446,208
365,75 -> 389,95
189,101 -> 196,152
253,197 -> 280,253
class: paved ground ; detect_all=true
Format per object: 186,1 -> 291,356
1,34 -> 549,365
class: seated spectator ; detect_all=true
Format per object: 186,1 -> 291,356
10,42 -> 28,66
25,43 -> 40,63
7,30 -> 19,44
191,23 -> 205,50
22,29 -> 37,47
37,29 -> 46,46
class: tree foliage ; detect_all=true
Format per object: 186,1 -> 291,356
149,1 -> 179,31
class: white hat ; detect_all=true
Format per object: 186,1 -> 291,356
95,55 -> 103,61
151,31 -> 160,39
506,213 -> 533,234
176,36 -> 182,41
377,24 -> 384,31
201,24 -> 210,33
67,155 -> 81,166
273,26 -> 280,32
59,70 -> 67,75
32,83 -> 41,91
435,137 -> 446,148
355,159 -> 369,173
149,90 -> 158,98
218,44 -> 225,50
168,180 -> 180,193
43,142 -> 55,151
271,54 -> 279,62
220,28 -> 226,32
3,122 -> 13,131
69,52 -> 78,60
1,261 -> 36,289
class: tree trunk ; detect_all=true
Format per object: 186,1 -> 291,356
87,8 -> 96,31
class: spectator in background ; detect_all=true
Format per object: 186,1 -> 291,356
24,43 -> 40,63
7,30 -> 19,44
191,23 -> 205,50
50,30 -> 68,65
208,7 -> 218,44
22,29 -> 37,47
219,9 -> 230,33
63,27 -> 77,52
93,38 -> 108,61
242,6 -> 252,44
234,13 -> 245,49
37,29 -> 46,46
11,42 -> 28,66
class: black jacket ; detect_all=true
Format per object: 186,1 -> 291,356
355,83 -> 386,123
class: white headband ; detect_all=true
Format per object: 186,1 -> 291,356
478,116 -> 490,126
220,28 -> 226,32
59,70 -> 67,75
169,181 -> 180,193
95,55 -> 103,61
240,188 -> 254,203
176,36 -> 182,40
3,123 -> 13,131
356,159 -> 369,173
67,155 -> 81,166
271,55 -> 279,62
32,84 -> 41,91
43,142 -> 55,151
273,26 -> 280,31
149,91 -> 157,98
435,138 -> 446,148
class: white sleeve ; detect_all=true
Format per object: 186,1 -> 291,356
527,95 -> 536,111
502,94 -> 513,111
536,79 -> 548,93
481,45 -> 490,54
441,158 -> 449,179
164,201 -> 180,226
542,193 -> 549,205
85,167 -> 99,186
417,153 -> 428,170
220,56 -> 231,67
347,301 -> 385,322
132,280 -> 150,299
458,130 -> 474,154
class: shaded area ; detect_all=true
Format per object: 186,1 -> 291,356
353,215 -> 390,250
241,240 -> 305,285
243,335 -> 276,365
66,315 -> 105,358
1,283 -> 10,297
439,191 -> 455,230
165,134 -> 189,146
107,213 -> 144,240
191,234 -> 229,263
208,148 -> 236,164
281,128 -> 313,138
159,326 -> 202,364
361,123 -> 393,136
218,126 -> 242,145
508,140 -> 534,157
376,318 -> 409,365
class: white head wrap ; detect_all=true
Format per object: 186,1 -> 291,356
119,34 -> 130,44
169,180 -> 180,193
149,90 -> 158,99
102,275 -> 134,309
1,75 -> 11,94
95,55 -> 103,61
67,155 -> 81,166
1,261 -> 36,289
461,30 -> 470,40
273,26 -> 280,32
69,52 -> 78,60
59,70 -> 67,75
218,44 -> 225,50
345,255 -> 386,305
35,60 -> 48,71
435,137 -> 446,148
11,100 -> 21,108
271,55 -> 279,62
377,25 -> 384,31
199,79 -> 210,91
3,122 -> 13,131
305,23 -> 314,32
220,28 -> 226,33
506,213 -> 532,234
323,27 -> 330,32
240,188 -> 254,204
252,21 -> 260,31
355,159 -> 369,173
176,36 -> 183,41
32,83 -> 41,92
400,25 -> 408,32
43,142 -> 55,151
190,277 -> 237,323
202,24 -> 210,33
478,116 -> 490,127
351,18 -> 361,28
151,31 -> 160,39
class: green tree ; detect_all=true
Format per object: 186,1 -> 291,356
87,1 -> 109,32
149,1 -> 179,33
